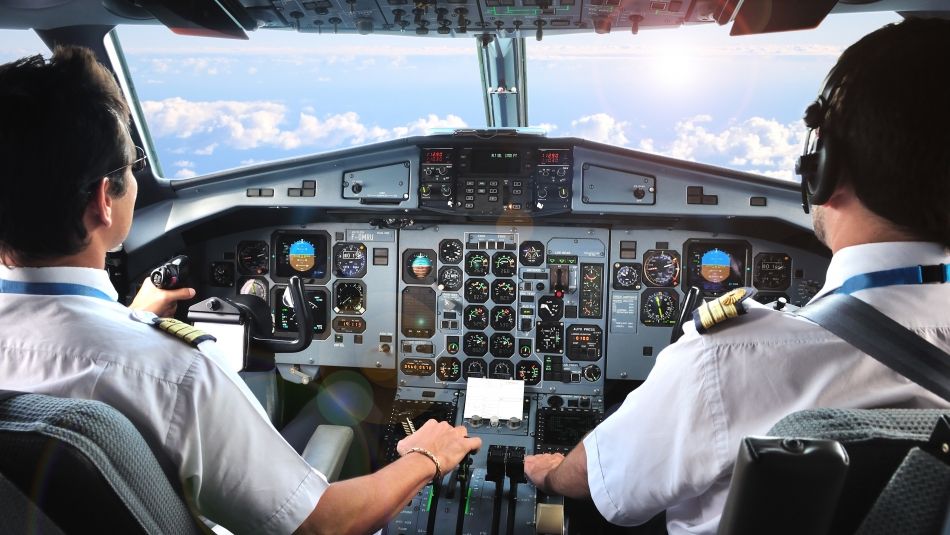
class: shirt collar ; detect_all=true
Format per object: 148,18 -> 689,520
0,265 -> 120,302
812,241 -> 950,301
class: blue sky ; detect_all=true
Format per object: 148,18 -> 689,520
0,11 -> 901,180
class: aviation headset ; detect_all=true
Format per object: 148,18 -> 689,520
795,59 -> 848,214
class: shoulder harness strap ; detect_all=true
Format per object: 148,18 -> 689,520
152,318 -> 216,347
693,287 -> 757,334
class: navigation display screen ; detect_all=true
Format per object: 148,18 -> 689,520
683,240 -> 750,297
401,286 -> 436,338
470,149 -> 522,174
272,287 -> 328,335
273,231 -> 329,281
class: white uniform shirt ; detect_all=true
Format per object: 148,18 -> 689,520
584,241 -> 950,535
0,265 -> 328,534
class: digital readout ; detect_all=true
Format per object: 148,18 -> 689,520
424,150 -> 450,164
539,150 -> 567,165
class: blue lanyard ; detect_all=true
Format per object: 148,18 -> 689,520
833,264 -> 949,295
0,278 -> 114,302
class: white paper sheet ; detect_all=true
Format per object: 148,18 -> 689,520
463,377 -> 525,420
193,321 -> 246,373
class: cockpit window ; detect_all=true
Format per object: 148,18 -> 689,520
113,12 -> 898,181
114,27 -> 483,179
0,29 -> 47,63
525,12 -> 899,181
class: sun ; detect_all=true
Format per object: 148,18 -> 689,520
650,47 -> 695,88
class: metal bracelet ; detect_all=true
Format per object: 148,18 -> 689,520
405,446 -> 442,481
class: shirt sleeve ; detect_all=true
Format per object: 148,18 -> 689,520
165,345 -> 329,534
583,326 -> 733,526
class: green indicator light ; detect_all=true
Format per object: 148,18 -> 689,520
464,487 -> 473,515
426,488 -> 434,511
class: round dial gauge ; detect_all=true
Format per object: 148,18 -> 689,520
613,263 -> 641,290
754,253 -> 792,291
465,251 -> 490,276
464,278 -> 490,303
516,360 -> 542,385
334,243 -> 367,278
537,296 -> 563,322
463,358 -> 487,380
439,239 -> 464,264
489,359 -> 513,379
464,305 -> 489,330
407,251 -> 434,280
490,333 -> 515,358
643,250 -> 681,287
334,282 -> 365,314
436,357 -> 462,382
237,241 -> 269,275
438,266 -> 463,291
640,289 -> 679,326
519,241 -> 545,267
491,279 -> 517,304
239,277 -> 268,300
492,252 -> 517,277
210,262 -> 235,287
491,306 -> 515,331
463,332 -> 488,357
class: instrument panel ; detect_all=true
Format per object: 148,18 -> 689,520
197,224 -> 826,387
182,140 -> 829,388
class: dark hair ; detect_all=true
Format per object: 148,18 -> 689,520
824,17 -> 950,246
0,45 -> 132,264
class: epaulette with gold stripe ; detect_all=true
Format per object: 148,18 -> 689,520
152,318 -> 216,347
693,287 -> 757,334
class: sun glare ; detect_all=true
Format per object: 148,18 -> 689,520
650,47 -> 695,88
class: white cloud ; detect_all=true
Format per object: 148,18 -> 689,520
638,115 -> 805,181
194,143 -> 218,156
173,160 -> 195,168
142,98 -> 468,151
174,168 -> 197,179
565,113 -> 630,145
532,123 -> 559,134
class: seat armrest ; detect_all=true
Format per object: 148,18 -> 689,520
301,425 -> 354,482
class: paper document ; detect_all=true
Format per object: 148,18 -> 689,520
193,321 -> 246,373
463,377 -> 525,420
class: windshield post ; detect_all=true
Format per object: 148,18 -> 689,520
477,35 -> 528,127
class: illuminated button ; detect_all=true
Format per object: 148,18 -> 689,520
489,180 -> 499,186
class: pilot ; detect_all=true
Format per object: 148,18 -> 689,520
0,47 -> 480,534
524,17 -> 950,535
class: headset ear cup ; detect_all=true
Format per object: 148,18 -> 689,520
809,134 -> 838,206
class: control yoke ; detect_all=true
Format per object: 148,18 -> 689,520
237,275 -> 313,353
188,275 -> 313,355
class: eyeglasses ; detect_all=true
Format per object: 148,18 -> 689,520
103,146 -> 147,178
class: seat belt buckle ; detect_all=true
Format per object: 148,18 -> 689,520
918,264 -> 948,284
